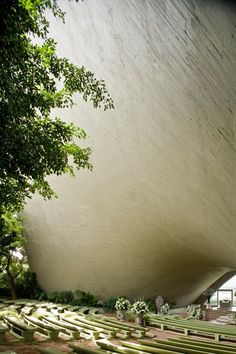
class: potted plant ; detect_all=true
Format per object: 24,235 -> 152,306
115,297 -> 130,321
131,299 -> 149,325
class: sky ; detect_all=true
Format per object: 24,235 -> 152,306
220,275 -> 236,289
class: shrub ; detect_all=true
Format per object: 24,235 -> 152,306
103,296 -> 125,312
47,291 -> 73,304
17,271 -> 47,300
143,298 -> 156,313
125,310 -> 136,322
73,290 -> 98,306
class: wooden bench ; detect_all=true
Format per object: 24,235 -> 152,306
69,343 -> 112,354
91,315 -> 147,338
177,336 -> 236,350
4,315 -> 35,342
96,339 -> 146,354
42,316 -> 81,339
166,338 -> 236,353
24,315 -> 60,340
21,306 -> 35,316
73,315 -> 118,338
147,315 -> 236,341
59,316 -> 101,339
61,316 -> 106,339
136,338 -> 236,354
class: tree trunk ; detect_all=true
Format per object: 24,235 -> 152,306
9,274 -> 17,300
6,254 -> 17,300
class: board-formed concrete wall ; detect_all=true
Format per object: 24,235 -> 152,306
24,0 -> 236,306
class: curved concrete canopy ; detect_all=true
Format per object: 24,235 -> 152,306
24,0 -> 236,306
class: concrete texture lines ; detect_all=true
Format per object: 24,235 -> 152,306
24,0 -> 236,306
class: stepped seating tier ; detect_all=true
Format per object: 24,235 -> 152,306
96,337 -> 236,354
42,316 -> 82,339
147,315 -> 236,341
137,338 -> 232,354
61,315 -> 116,339
3,315 -> 36,342
23,315 -> 60,340
69,343 -> 111,354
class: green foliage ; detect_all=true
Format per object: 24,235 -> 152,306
47,291 -> 74,304
0,0 -> 114,212
125,310 -> 136,322
42,289 -> 98,306
103,295 -> 127,312
0,211 -> 28,299
0,211 -> 45,300
143,298 -> 156,313
17,270 -> 47,300
72,290 -> 99,306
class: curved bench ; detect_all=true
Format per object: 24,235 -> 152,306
24,315 -> 60,340
42,315 -> 81,339
3,315 -> 35,342
147,315 -> 236,341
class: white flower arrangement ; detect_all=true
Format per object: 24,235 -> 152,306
131,299 -> 149,315
227,314 -> 236,325
186,304 -> 202,319
115,297 -> 131,311
160,303 -> 170,315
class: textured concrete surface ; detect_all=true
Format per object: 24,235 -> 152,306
24,0 -> 236,306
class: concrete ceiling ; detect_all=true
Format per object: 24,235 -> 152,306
24,0 -> 236,306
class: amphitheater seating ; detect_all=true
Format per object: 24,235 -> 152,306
97,339 -> 146,354
21,306 -> 35,316
167,337 -> 236,353
136,338 -> 234,354
3,315 -> 36,342
61,315 -> 116,339
69,343 -> 112,354
88,315 -> 147,338
59,316 -> 101,339
42,315 -> 82,339
147,315 -> 236,341
97,337 -> 236,354
23,315 -> 60,340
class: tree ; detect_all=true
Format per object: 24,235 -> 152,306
0,211 -> 27,299
0,0 -> 114,212
0,0 -> 114,297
